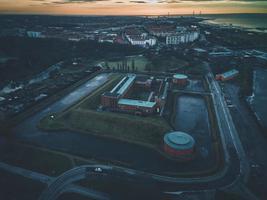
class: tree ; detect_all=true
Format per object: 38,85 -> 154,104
116,63 -> 119,71
131,59 -> 135,72
105,61 -> 110,70
145,63 -> 153,72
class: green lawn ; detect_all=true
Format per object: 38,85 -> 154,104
148,56 -> 189,72
0,170 -> 45,200
0,144 -> 73,176
56,109 -> 170,147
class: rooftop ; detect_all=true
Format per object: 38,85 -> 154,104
164,131 -> 195,150
221,69 -> 239,78
110,74 -> 136,95
173,74 -> 188,79
118,98 -> 156,108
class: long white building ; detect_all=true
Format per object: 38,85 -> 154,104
126,35 -> 157,47
166,31 -> 199,45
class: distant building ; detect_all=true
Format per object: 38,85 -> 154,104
0,97 -> 5,102
192,48 -> 208,56
166,31 -> 199,45
209,51 -> 234,57
176,26 -> 187,32
124,27 -> 157,47
216,69 -> 239,81
27,31 -> 42,38
146,26 -> 175,37
114,36 -> 126,44
98,35 -> 115,43
126,35 -> 157,47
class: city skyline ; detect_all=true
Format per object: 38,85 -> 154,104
0,0 -> 267,15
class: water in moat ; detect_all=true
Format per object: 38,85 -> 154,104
1,74 -> 219,176
174,95 -> 217,166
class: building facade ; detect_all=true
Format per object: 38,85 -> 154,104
166,31 -> 199,45
118,99 -> 156,114
101,74 -> 166,115
126,35 -> 157,47
172,74 -> 188,86
216,69 -> 239,81
163,131 -> 195,160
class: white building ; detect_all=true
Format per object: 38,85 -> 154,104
166,31 -> 199,45
126,35 -> 157,47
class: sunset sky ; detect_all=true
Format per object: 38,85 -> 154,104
0,0 -> 267,15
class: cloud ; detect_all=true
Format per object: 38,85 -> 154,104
32,0 -> 110,5
29,0 -> 267,7
130,0 -> 147,3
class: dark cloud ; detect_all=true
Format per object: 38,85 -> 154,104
32,0 -> 110,5
31,0 -> 267,6
163,0 -> 181,3
130,0 -> 147,3
61,0 -> 109,3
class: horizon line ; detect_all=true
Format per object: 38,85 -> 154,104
0,12 -> 267,17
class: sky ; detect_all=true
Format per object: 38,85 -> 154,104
0,0 -> 267,15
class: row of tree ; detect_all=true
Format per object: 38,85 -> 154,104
0,36 -> 143,85
106,59 -> 138,72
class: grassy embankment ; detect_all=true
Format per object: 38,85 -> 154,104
0,142 -> 132,177
0,169 -> 45,200
39,74 -> 171,149
0,143 -> 73,176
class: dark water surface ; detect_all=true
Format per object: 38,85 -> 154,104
202,14 -> 267,31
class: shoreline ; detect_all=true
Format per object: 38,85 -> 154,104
200,17 -> 267,34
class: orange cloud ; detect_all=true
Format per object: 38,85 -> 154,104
0,0 -> 266,15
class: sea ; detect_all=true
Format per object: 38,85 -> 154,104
201,13 -> 267,32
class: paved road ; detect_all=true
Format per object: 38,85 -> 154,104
223,83 -> 267,199
206,72 -> 249,183
39,165 -> 113,200
0,161 -> 51,184
0,161 -> 110,200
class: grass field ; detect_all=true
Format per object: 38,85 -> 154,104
0,169 -> 45,200
0,143 -> 73,176
39,74 -> 171,149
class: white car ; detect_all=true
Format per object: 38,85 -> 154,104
94,167 -> 102,172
